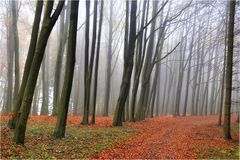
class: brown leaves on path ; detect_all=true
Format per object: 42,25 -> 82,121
0,115 -> 239,159
94,115 -> 239,159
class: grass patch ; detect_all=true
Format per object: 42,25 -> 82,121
0,117 -> 138,159
194,122 -> 239,159
207,147 -> 239,159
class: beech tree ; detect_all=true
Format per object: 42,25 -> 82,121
13,0 -> 65,144
223,0 -> 236,140
8,1 -> 43,129
113,0 -> 137,126
91,1 -> 104,124
82,0 -> 98,125
53,0 -> 79,138
11,0 -> 20,101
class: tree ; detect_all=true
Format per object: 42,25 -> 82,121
129,0 -> 147,122
218,2 -> 229,126
8,1 -> 43,129
103,1 -> 113,116
11,0 -> 20,101
53,0 -> 79,138
5,3 -> 14,114
223,0 -> 236,140
82,0 -> 98,125
52,2 -> 70,116
91,1 -> 104,124
13,0 -> 65,144
113,0 -> 137,126
40,46 -> 49,115
136,1 -> 159,121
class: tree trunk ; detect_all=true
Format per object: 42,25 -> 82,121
11,0 -> 20,101
112,1 -> 137,126
136,1 -> 158,121
40,46 -> 49,115
129,0 -> 147,122
52,3 -> 69,116
218,2 -> 228,126
82,0 -> 90,125
82,0 -> 98,125
8,1 -> 43,129
91,1 -> 104,124
223,0 -> 235,140
103,1 -> 113,116
13,1 -> 64,144
53,0 -> 79,138
32,79 -> 40,115
6,7 -> 14,114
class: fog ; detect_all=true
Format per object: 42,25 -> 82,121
0,0 -> 239,119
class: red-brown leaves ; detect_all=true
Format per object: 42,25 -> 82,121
95,116 -> 239,159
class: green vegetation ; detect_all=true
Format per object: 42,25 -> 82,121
0,118 -> 137,159
194,122 -> 239,159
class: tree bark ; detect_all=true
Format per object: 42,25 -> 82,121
91,1 -> 104,124
13,1 -> 65,144
52,3 -> 69,116
40,46 -> 49,115
103,1 -> 113,116
223,0 -> 235,140
82,0 -> 98,125
8,1 -> 43,129
112,0 -> 137,126
82,0 -> 90,125
12,0 -> 20,101
53,0 -> 79,138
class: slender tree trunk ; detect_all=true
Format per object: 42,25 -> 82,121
82,1 -> 98,124
8,1 -> 43,129
103,1 -> 113,116
91,1 -> 104,124
129,0 -> 147,122
32,79 -> 40,115
13,1 -> 64,144
6,8 -> 14,114
113,1 -> 137,126
223,0 -> 235,140
52,3 -> 69,116
82,0 -> 90,124
53,0 -> 79,138
40,45 -> 49,115
12,0 -> 20,101
136,1 -> 158,121
218,2 -> 228,126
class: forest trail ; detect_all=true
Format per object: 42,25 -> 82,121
94,116 -> 239,159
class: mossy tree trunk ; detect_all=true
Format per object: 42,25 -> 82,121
136,1 -> 158,121
112,0 -> 137,126
53,0 -> 79,138
129,0 -> 147,122
8,1 -> 43,129
223,0 -> 235,140
13,1 -> 65,144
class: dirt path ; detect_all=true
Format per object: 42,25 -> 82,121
94,116 -> 239,159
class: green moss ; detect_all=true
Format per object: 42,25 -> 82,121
1,118 -> 137,159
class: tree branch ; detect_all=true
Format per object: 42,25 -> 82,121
153,42 -> 180,65
136,0 -> 169,38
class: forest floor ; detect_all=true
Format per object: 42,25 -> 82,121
0,115 -> 239,159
